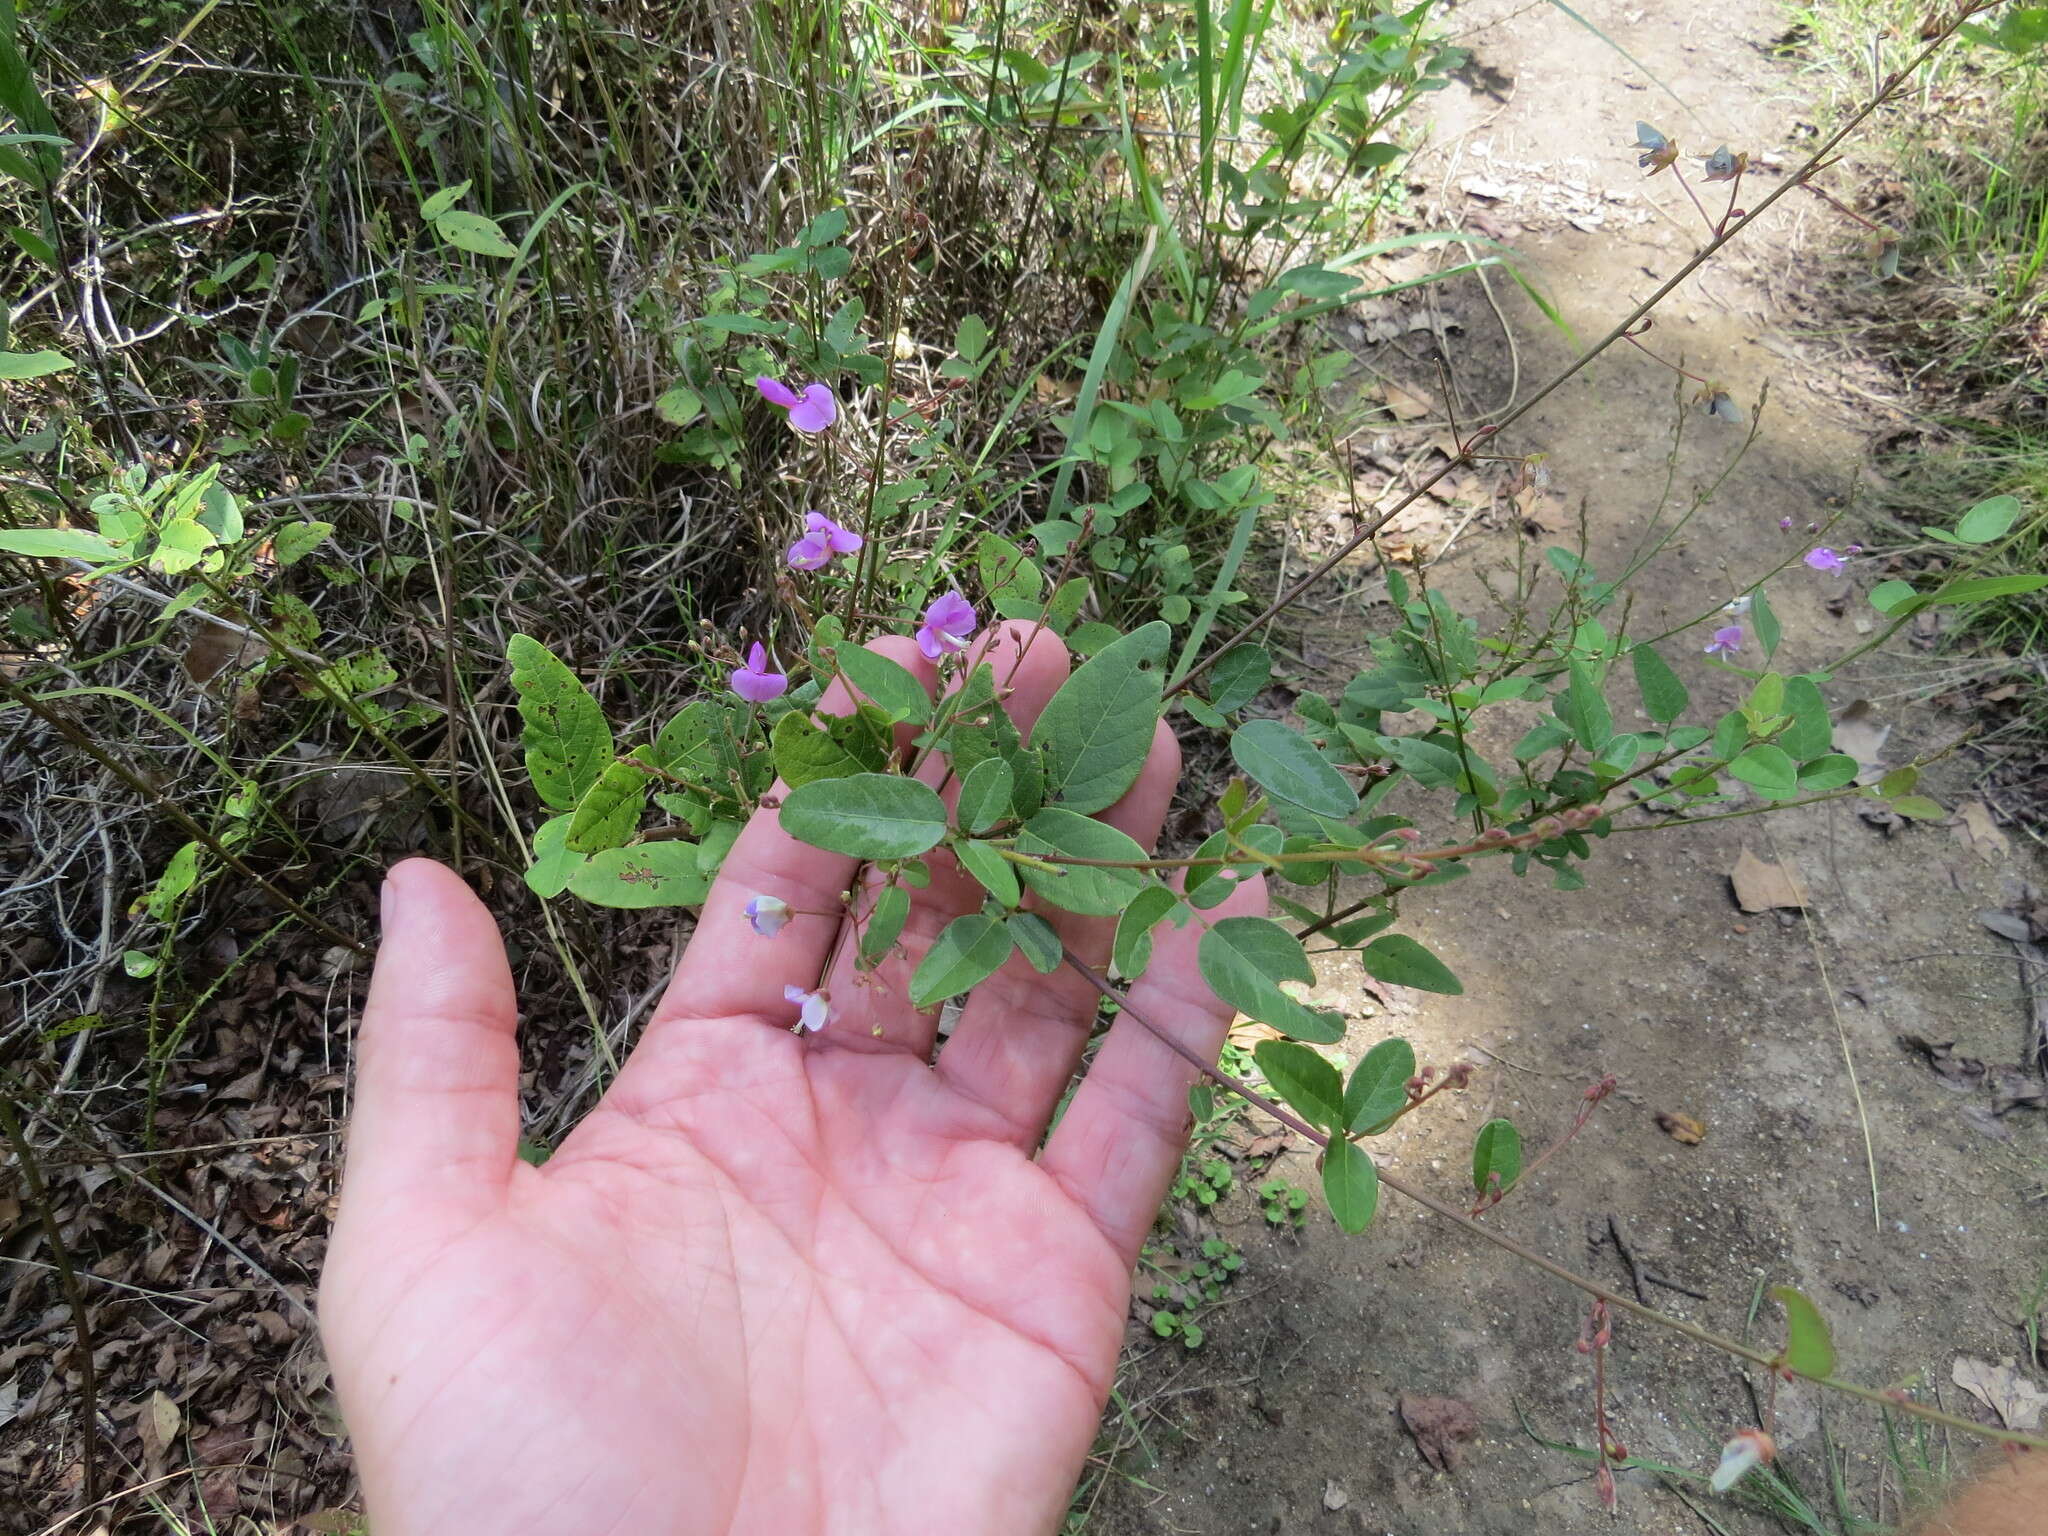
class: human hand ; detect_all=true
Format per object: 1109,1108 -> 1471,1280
318,621 -> 1265,1536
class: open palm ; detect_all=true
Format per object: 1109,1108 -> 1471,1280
319,624 -> 1263,1536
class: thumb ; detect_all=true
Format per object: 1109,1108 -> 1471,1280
338,858 -> 521,1217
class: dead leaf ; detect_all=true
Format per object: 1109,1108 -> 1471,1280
1729,848 -> 1809,913
1981,909 -> 2035,943
1898,1034 -> 1986,1091
1656,1111 -> 1706,1145
1323,1479 -> 1350,1511
182,619 -> 264,685
1379,381 -> 1434,421
1951,1357 -> 2048,1430
1955,800 -> 2011,863
1831,700 -> 1891,776
1987,1067 -> 2046,1116
141,1388 -> 181,1459
1399,1394 -> 1480,1472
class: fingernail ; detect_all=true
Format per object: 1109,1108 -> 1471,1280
380,867 -> 405,930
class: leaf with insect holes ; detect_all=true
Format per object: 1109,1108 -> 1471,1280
269,521 -> 332,567
1630,643 -> 1688,725
1198,916 -> 1344,1044
1013,808 -> 1148,916
0,526 -> 121,562
1770,1285 -> 1837,1379
772,705 -> 893,789
910,913 -> 1015,1009
139,842 -> 203,921
780,774 -> 948,860
1360,935 -> 1461,995
1035,621 -> 1169,814
1322,1138 -> 1380,1234
1346,1037 -> 1416,1134
508,635 -> 615,812
1231,719 -> 1357,817
436,209 -> 519,258
566,759 -> 649,853
1254,1040 -> 1342,1131
568,843 -> 710,908
420,179 -> 472,220
1471,1118 -> 1522,1199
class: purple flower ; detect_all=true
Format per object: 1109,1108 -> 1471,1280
755,375 -> 838,434
787,510 -> 864,570
915,590 -> 978,661
744,894 -> 791,937
1804,546 -> 1847,573
784,984 -> 829,1033
1777,517 -> 1793,530
1704,625 -> 1743,656
730,642 -> 788,703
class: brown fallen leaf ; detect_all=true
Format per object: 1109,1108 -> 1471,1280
1955,800 -> 2011,863
1831,700 -> 1891,775
1729,847 -> 1809,913
1656,1111 -> 1706,1145
1399,1394 -> 1480,1472
1951,1357 -> 2048,1430
1379,380 -> 1434,421
182,618 -> 264,684
1898,1034 -> 1986,1091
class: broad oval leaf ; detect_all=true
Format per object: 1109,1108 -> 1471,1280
955,756 -> 1014,834
1360,934 -> 1462,995
833,643 -> 931,724
1345,1037 -> 1416,1133
859,885 -> 911,963
1770,1285 -> 1837,1379
1779,676 -> 1832,760
0,526 -> 121,562
1013,807 -> 1149,916
780,773 -> 948,859
1006,910 -> 1064,974
1253,1039 -> 1342,1131
1209,646 -> 1272,713
436,208 -> 519,258
954,838 -> 1021,907
522,814 -> 583,898
772,704 -> 892,788
1230,718 -> 1358,817
1112,883 -> 1180,979
1728,743 -> 1799,800
1471,1117 -> 1523,1198
566,759 -> 649,853
909,912 -> 1015,1009
1197,915 -> 1344,1043
1322,1137 -> 1380,1235
1630,643 -> 1688,725
567,842 -> 710,908
1562,660 -> 1613,753
507,634 -> 615,812
1954,493 -> 2021,544
1034,620 -> 1169,813
1796,753 -> 1860,791
0,348 -> 74,380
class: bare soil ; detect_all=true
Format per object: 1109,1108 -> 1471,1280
1087,1 -> 2048,1530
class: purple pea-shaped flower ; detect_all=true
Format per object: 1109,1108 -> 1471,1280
915,590 -> 979,661
730,642 -> 788,703
787,511 -> 864,571
1704,625 -> 1743,656
755,375 -> 838,434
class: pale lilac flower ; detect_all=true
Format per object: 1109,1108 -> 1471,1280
744,894 -> 791,937
916,590 -> 978,660
1722,594 -> 1752,616
1704,625 -> 1743,656
755,375 -> 838,434
1777,517 -> 1793,530
730,642 -> 788,703
1804,547 -> 1847,573
784,984 -> 829,1033
787,510 -> 863,570
1709,1428 -> 1775,1493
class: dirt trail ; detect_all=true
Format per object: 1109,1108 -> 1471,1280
1094,1 -> 2048,1531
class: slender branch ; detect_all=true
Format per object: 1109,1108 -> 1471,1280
1169,4 -> 1996,698
1061,952 -> 2048,1451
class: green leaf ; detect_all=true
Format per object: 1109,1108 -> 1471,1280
140,842 -> 202,920
1035,621 -> 1170,813
1928,574 -> 2048,606
523,814 -> 583,898
1197,915 -> 1343,1044
1770,1285 -> 1837,1379
860,885 -> 911,963
1878,765 -> 1918,798
1796,753 -> 1860,790
419,179 -> 472,219
1345,1037 -> 1416,1133
1471,1118 -> 1523,1199
1013,807 -> 1148,916
507,635 -> 615,812
1321,1138 -> 1380,1234
1753,587 -> 1781,658
1359,934 -> 1462,995
0,526 -> 120,562
1230,719 -> 1358,817
956,757 -> 1014,834
566,759 -> 649,853
1779,676 -> 1832,760
654,700 -> 739,786
269,520 -> 332,567
435,209 -> 519,258
780,773 -> 948,859
832,643 -> 931,724
955,838 -> 1020,906
0,348 -> 72,380
772,704 -> 892,788
1254,1040 -> 1343,1130
978,531 -> 1042,603
567,843 -> 711,907
1562,660 -> 1613,752
1892,794 -> 1946,820
1955,493 -> 2021,543
1728,743 -> 1799,799
1113,883 -> 1180,978
1007,910 -> 1064,974
955,312 -> 989,362
1630,643 -> 1688,724
1209,646 -> 1271,713
1868,579 -> 1918,615
655,383 -> 703,427
910,913 -> 1015,1009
